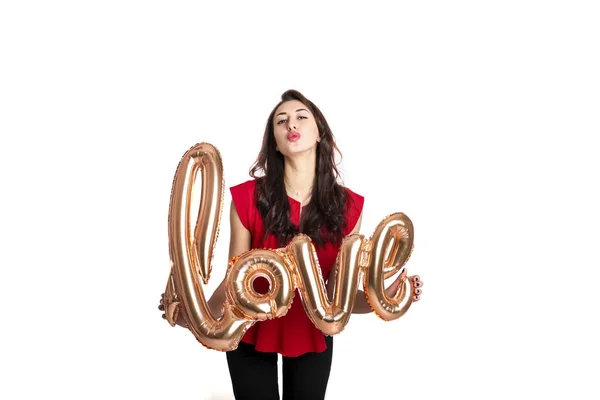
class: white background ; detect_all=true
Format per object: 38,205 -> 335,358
1,1 -> 599,399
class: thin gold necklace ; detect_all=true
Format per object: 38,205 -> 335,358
284,179 -> 313,200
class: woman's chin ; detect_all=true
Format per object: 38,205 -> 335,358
283,143 -> 317,156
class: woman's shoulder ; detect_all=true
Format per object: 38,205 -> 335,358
343,186 -> 363,197
230,178 -> 258,192
340,185 -> 364,234
229,179 -> 258,209
229,179 -> 260,231
342,186 -> 364,207
341,185 -> 364,220
230,179 -> 263,202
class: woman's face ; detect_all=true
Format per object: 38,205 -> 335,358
272,100 -> 320,156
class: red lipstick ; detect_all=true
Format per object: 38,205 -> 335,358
287,131 -> 301,142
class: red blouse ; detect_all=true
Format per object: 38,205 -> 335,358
229,179 -> 364,357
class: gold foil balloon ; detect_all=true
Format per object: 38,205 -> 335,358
162,143 -> 253,351
286,234 -> 364,336
363,213 -> 417,321
225,249 -> 295,321
161,143 -> 422,351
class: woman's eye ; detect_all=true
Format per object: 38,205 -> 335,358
277,116 -> 306,124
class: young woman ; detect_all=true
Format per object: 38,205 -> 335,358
160,89 -> 423,399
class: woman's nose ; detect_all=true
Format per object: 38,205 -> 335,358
287,122 -> 296,130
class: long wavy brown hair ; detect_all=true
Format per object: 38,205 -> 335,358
250,89 -> 349,247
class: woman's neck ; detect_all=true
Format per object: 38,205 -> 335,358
283,150 -> 316,199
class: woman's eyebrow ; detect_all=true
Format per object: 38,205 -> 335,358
276,108 -> 309,117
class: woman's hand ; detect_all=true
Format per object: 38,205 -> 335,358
385,270 -> 423,301
158,293 -> 188,328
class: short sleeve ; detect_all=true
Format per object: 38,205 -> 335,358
345,188 -> 364,234
229,180 -> 255,231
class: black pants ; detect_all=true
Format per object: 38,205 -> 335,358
226,336 -> 333,400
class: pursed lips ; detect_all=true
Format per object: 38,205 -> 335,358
287,131 -> 301,141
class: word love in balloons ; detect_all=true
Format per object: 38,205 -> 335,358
161,143 -> 420,352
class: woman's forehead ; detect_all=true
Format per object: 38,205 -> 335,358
275,100 -> 310,116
